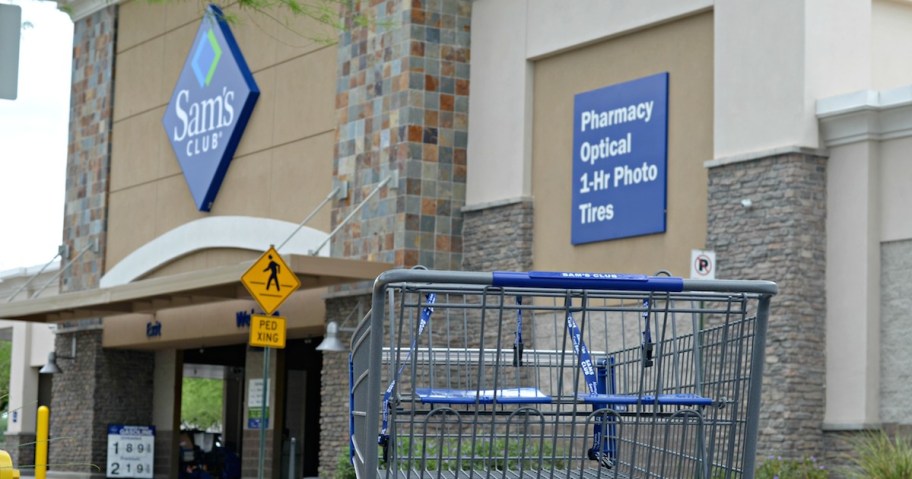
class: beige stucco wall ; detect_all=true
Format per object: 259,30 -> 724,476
531,12 -> 712,276
872,0 -> 912,91
818,86 -> 912,428
465,0 -> 711,208
103,287 -> 326,350
107,0 -> 338,277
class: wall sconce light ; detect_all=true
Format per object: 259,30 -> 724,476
39,336 -> 76,375
315,321 -> 346,352
740,198 -> 753,209
316,300 -> 368,352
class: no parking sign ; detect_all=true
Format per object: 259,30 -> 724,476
690,249 -> 716,280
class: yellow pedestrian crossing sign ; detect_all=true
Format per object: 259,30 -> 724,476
241,246 -> 300,314
249,315 -> 286,348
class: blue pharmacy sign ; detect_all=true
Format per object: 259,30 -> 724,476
571,72 -> 669,244
162,4 -> 259,212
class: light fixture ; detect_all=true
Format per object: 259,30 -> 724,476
316,300 -> 368,352
39,336 -> 76,375
315,321 -> 346,352
740,198 -> 753,209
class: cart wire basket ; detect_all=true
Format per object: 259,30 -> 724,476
349,269 -> 777,479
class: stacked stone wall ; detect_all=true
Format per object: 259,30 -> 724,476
4,434 -> 36,471
707,152 -> 827,460
51,5 -> 159,477
49,330 -> 155,475
319,295 -> 369,479
462,201 -> 533,272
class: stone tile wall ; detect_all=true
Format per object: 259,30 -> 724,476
50,6 -> 158,477
61,6 -> 114,293
707,152 -> 827,460
323,0 -> 472,473
332,0 -> 472,270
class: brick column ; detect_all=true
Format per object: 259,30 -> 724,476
706,151 -> 827,460
50,5 -> 157,477
50,331 -> 154,475
318,295 -> 366,479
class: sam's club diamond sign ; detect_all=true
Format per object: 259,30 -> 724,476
162,4 -> 259,212
572,73 -> 668,244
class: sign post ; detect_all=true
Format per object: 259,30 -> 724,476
258,349 -> 269,479
241,246 -> 296,479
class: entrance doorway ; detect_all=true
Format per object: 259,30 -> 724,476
181,344 -> 246,479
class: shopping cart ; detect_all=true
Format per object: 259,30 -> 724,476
349,269 -> 777,479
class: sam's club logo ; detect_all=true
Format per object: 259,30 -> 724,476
162,4 -> 259,212
192,29 -> 222,87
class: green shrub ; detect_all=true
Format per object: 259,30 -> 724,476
755,455 -> 829,479
393,436 -> 566,471
843,431 -> 912,479
334,449 -> 356,479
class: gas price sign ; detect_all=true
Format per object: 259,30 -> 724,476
107,425 -> 155,478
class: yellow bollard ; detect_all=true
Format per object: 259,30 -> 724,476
36,406 -> 49,479
0,449 -> 19,479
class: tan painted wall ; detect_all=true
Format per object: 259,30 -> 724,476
531,12 -> 712,276
107,0 -> 338,276
103,287 -> 326,349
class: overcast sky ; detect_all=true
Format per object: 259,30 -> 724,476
0,0 -> 72,272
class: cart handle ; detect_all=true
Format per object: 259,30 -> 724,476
493,271 -> 684,292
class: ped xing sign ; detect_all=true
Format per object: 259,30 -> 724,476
249,315 -> 286,348
241,246 -> 301,314
162,4 -> 259,211
571,72 -> 669,244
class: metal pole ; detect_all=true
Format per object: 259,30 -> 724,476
288,437 -> 297,479
5,252 -> 60,302
276,186 -> 340,252
310,176 -> 391,256
741,296 -> 772,479
30,240 -> 97,299
258,348 -> 270,479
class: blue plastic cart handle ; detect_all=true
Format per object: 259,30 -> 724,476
492,271 -> 684,292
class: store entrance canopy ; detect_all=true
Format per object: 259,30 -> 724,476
0,255 -> 391,323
